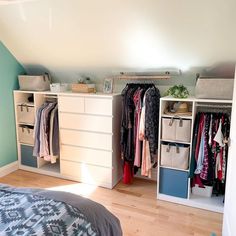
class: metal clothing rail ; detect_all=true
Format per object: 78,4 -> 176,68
117,70 -> 182,80
196,104 -> 232,109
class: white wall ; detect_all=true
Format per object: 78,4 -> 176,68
223,67 -> 236,236
0,0 -> 235,89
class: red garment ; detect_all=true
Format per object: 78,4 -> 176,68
192,174 -> 204,188
123,162 -> 133,184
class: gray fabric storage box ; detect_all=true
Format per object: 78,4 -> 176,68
161,144 -> 189,170
195,77 -> 234,100
17,104 -> 35,124
18,126 -> 34,145
162,118 -> 191,142
18,74 -> 51,91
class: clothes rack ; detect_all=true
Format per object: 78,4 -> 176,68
196,104 -> 232,109
121,83 -> 160,183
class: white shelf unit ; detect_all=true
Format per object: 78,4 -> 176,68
14,91 -> 59,173
14,90 -> 122,189
157,96 -> 232,213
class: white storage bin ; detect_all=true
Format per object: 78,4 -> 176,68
17,104 -> 35,124
175,119 -> 191,142
18,126 -> 34,145
161,144 -> 189,170
162,118 -> 176,140
50,83 -> 69,92
162,118 -> 191,142
195,77 -> 234,100
192,184 -> 213,197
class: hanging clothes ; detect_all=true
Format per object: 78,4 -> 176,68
190,112 -> 230,195
33,102 -> 60,163
120,83 -> 160,183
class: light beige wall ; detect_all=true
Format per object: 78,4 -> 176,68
0,0 -> 235,92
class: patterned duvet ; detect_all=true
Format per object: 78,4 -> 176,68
0,185 -> 122,236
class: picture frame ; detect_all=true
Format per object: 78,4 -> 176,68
103,78 -> 113,94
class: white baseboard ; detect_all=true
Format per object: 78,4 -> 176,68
0,161 -> 18,178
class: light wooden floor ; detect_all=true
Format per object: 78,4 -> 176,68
0,170 -> 222,236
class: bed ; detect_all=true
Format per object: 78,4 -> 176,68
0,184 -> 122,236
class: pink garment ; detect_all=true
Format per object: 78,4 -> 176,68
141,140 -> 152,178
133,89 -> 143,167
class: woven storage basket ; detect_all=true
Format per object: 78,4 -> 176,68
71,84 -> 96,93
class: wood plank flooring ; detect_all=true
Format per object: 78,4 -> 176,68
0,170 -> 222,236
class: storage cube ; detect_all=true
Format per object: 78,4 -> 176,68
162,118 -> 176,140
17,105 -> 35,124
159,168 -> 188,198
192,184 -> 213,197
161,144 -> 189,170
18,126 -> 34,145
21,145 -> 37,167
175,119 -> 191,142
162,118 -> 191,142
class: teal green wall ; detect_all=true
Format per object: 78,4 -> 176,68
0,42 -> 25,167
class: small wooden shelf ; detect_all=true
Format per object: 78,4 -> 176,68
160,139 -> 191,145
160,166 -> 189,172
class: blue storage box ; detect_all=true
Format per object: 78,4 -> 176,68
159,167 -> 188,198
21,145 -> 37,168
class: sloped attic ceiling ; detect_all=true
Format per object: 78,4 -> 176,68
0,0 -> 236,82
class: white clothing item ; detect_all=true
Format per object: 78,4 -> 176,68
208,114 -> 213,146
214,119 -> 225,147
139,95 -> 146,141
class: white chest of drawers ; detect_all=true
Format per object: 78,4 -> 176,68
58,93 -> 122,189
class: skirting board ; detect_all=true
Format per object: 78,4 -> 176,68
0,161 -> 18,178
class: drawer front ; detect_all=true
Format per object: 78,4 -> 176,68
61,145 -> 112,167
85,98 -> 112,115
21,145 -> 37,168
59,96 -> 84,113
17,105 -> 35,124
61,160 -> 112,185
60,129 -> 112,151
60,113 -> 112,133
159,168 -> 188,198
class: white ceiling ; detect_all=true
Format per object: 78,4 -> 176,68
0,0 -> 235,81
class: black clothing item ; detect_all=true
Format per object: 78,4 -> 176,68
144,87 -> 161,163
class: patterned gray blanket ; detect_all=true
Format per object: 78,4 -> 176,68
0,187 -> 97,236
